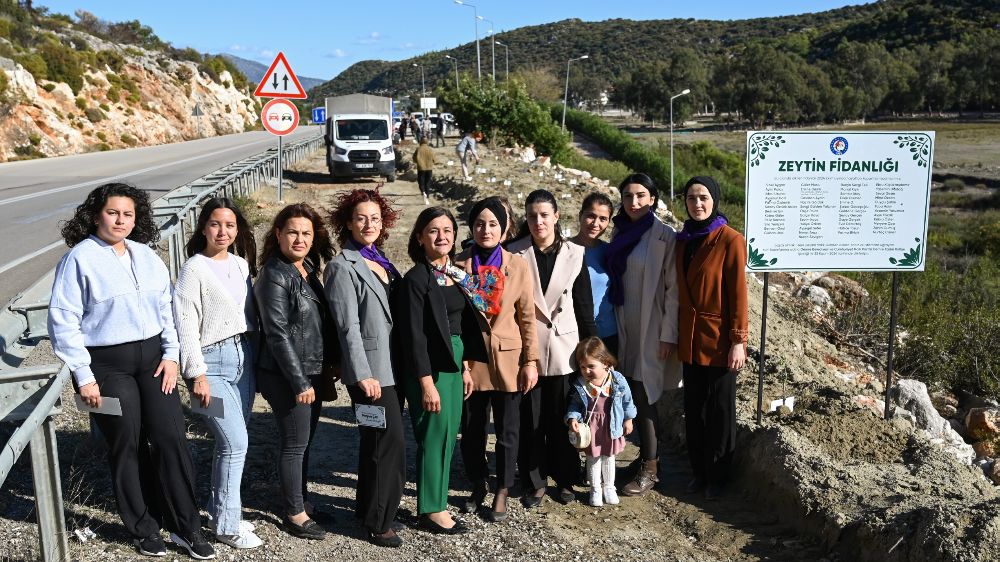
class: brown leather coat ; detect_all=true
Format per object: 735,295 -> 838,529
676,225 -> 749,368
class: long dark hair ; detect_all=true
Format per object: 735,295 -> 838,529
60,182 -> 159,247
258,203 -> 334,270
618,172 -> 658,206
515,189 -> 564,251
185,197 -> 258,276
327,188 -> 401,249
408,206 -> 459,264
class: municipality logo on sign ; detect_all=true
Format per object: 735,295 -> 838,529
830,136 -> 849,155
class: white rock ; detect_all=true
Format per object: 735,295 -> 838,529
890,379 -> 975,464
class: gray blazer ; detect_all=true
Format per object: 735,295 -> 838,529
324,248 -> 396,387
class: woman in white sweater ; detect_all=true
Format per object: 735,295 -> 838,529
173,198 -> 261,549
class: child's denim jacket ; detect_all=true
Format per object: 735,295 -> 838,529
565,369 -> 637,440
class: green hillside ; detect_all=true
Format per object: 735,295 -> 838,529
309,0 -> 997,93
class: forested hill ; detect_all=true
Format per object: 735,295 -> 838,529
309,0 -> 998,120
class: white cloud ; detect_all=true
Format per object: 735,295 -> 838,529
356,31 -> 382,45
324,49 -> 347,58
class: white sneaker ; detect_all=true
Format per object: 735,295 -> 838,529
463,175 -> 473,181
217,529 -> 263,549
603,486 -> 620,505
239,520 -> 255,533
423,194 -> 429,205
589,488 -> 603,507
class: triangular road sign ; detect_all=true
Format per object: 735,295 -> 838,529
254,51 -> 307,99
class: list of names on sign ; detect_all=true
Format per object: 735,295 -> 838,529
744,132 -> 934,272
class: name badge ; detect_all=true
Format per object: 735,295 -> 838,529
354,404 -> 387,429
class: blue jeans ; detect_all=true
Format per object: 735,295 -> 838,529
199,334 -> 255,535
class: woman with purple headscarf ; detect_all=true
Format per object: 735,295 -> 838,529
675,176 -> 747,500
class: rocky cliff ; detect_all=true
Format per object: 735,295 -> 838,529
0,29 -> 260,162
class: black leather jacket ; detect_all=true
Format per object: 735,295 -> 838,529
254,256 -> 330,394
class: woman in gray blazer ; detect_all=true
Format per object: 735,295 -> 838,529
325,188 -> 406,549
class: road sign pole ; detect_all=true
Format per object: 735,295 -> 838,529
277,134 -> 284,202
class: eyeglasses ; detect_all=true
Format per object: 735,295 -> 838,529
353,215 -> 382,226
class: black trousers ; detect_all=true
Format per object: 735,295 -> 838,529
417,170 -> 433,196
347,384 -> 405,534
87,334 -> 200,539
627,378 -> 659,461
518,375 -> 579,490
682,363 -> 737,484
258,371 -> 323,517
461,390 -> 520,490
600,334 -> 619,357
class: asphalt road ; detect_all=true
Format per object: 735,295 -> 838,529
0,126 -> 320,307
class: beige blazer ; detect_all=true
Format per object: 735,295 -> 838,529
613,217 -> 682,404
455,248 -> 540,392
507,238 -> 585,377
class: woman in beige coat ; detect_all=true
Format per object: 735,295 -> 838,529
456,197 -> 539,522
605,173 -> 681,496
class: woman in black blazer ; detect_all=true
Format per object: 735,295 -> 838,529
398,207 -> 483,534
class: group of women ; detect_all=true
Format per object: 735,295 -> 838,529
49,170 -> 747,558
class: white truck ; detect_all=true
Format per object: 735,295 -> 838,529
324,94 -> 396,182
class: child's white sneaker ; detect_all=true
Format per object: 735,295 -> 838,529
603,486 -> 620,505
589,488 -> 604,507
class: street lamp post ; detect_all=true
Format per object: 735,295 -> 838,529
477,16 -> 495,81
561,55 -> 588,131
669,88 -> 691,200
444,55 -> 459,93
454,0 -> 480,83
412,63 -> 425,95
495,40 -> 509,80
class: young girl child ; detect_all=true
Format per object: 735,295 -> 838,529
566,337 -> 637,507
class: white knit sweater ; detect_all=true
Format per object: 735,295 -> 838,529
173,253 -> 254,379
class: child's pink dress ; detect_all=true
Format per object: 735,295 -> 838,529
586,394 -> 625,457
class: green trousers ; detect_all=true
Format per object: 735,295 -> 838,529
403,335 -> 464,514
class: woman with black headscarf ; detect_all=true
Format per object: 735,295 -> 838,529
675,176 -> 748,500
455,196 -> 540,522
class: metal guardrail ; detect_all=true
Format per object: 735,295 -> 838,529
0,134 -> 323,561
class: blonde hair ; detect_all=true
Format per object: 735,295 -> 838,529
574,336 -> 617,369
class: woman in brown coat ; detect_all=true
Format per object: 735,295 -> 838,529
456,197 -> 540,522
675,176 -> 748,500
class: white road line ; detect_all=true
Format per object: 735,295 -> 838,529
0,138 -> 275,208
0,240 -> 64,276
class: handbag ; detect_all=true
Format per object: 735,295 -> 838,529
568,389 -> 601,450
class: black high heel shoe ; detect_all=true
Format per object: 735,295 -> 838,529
419,515 -> 470,535
463,481 -> 487,514
487,489 -> 509,523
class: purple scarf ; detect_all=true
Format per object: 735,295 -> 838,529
605,210 -> 655,306
677,213 -> 728,242
349,239 -> 400,280
471,244 -> 502,271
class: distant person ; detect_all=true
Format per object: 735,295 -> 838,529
326,189 -> 407,548
399,115 -> 407,141
565,337 -> 637,507
571,193 -> 617,354
410,116 -> 421,142
675,176 -> 748,500
255,203 -> 336,541
456,130 -> 481,181
173,198 -> 262,549
49,183 -> 214,559
605,172 -> 681,497
434,116 -> 446,148
413,137 -> 436,205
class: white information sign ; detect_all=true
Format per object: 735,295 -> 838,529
420,97 -> 437,110
744,131 -> 934,272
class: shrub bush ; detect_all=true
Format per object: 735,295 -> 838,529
942,178 -> 965,191
41,83 -> 55,92
95,131 -> 107,142
99,103 -> 110,111
120,133 -> 137,146
96,49 -> 125,72
14,52 -> 47,79
84,106 -> 105,122
38,42 -> 84,94
75,97 -> 87,110
107,86 -> 120,103
97,142 -> 111,151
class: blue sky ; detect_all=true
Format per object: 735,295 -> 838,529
40,1 -> 867,80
